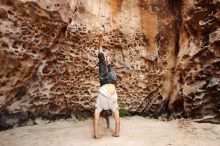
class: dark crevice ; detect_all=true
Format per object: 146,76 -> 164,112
167,0 -> 183,117
168,0 -> 182,56
15,86 -> 27,100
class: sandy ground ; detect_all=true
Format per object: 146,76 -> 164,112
0,116 -> 220,146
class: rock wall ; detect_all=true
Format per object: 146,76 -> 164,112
0,0 -> 219,129
170,0 -> 220,118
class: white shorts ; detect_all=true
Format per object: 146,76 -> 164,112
95,93 -> 118,113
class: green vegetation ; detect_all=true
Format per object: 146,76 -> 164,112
76,112 -> 91,121
119,109 -> 131,117
75,109 -> 131,120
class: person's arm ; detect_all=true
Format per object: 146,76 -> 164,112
112,110 -> 120,137
93,109 -> 102,139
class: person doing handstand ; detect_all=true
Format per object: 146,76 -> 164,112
93,34 -> 120,139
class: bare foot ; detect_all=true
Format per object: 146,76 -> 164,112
98,34 -> 103,45
98,33 -> 103,39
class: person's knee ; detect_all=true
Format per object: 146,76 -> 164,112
98,53 -> 105,61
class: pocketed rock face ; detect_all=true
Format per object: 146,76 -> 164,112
0,0 -> 220,128
169,0 -> 220,118
0,0 -> 66,109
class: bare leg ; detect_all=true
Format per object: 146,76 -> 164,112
112,110 -> 120,137
93,109 -> 102,139
98,34 -> 103,53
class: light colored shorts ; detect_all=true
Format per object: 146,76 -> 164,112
95,93 -> 118,113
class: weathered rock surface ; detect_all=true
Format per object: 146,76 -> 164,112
169,0 -> 220,118
0,0 -> 219,129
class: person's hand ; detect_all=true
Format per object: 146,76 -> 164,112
112,134 -> 120,137
94,135 -> 102,139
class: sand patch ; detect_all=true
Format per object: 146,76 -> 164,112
0,116 -> 220,146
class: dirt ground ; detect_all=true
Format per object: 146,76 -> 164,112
0,116 -> 220,146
